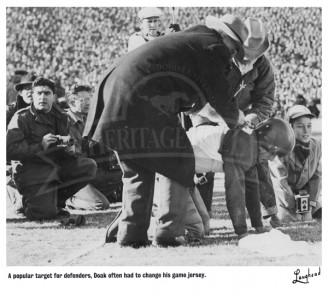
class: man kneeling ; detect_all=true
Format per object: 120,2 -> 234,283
7,77 -> 97,221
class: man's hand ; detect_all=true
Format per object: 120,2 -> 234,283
42,133 -> 58,151
244,113 -> 259,126
65,144 -> 78,157
169,23 -> 181,32
236,110 -> 245,126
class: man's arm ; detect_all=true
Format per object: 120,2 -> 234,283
202,44 -> 240,128
269,156 -> 295,208
308,139 -> 322,208
246,56 -> 275,123
7,113 -> 43,161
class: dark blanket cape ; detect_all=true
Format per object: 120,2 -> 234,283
83,25 -> 240,187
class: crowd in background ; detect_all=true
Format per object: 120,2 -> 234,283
6,7 -> 322,110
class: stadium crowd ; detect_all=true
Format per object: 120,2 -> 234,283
6,7 -> 322,108
6,7 -> 322,250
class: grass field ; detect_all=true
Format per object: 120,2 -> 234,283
6,118 -> 322,266
6,173 -> 322,266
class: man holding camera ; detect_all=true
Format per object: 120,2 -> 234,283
7,76 -> 97,221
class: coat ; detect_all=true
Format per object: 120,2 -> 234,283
227,55 -> 275,123
269,137 -> 322,208
84,25 -> 240,187
6,94 -> 30,127
7,104 -> 71,188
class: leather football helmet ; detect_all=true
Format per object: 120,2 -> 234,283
255,117 -> 295,157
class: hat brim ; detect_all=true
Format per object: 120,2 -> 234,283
244,34 -> 270,60
206,16 -> 244,60
14,82 -> 33,92
290,112 -> 316,120
206,17 -> 240,43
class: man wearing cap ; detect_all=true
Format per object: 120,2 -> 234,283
6,73 -> 37,127
84,14 -> 248,247
7,76 -> 97,221
269,105 -> 321,222
128,7 -> 180,52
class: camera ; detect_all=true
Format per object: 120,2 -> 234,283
56,135 -> 74,147
295,190 -> 310,213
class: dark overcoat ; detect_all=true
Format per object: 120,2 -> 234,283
84,25 -> 240,187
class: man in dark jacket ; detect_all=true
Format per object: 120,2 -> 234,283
195,17 -> 280,227
84,14 -> 248,247
7,77 -> 97,221
228,17 -> 279,226
6,73 -> 37,127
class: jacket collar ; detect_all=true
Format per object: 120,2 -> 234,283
29,103 -> 63,125
291,139 -> 314,170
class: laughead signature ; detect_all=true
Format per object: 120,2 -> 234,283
292,267 -> 321,284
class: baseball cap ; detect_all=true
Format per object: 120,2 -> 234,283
138,7 -> 162,20
287,105 -> 315,122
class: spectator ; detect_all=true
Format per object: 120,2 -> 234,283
269,105 -> 321,222
64,83 -> 110,211
128,7 -> 164,51
6,69 -> 28,104
294,94 -> 307,106
7,76 -> 97,221
308,99 -> 320,118
6,7 -> 321,103
6,73 -> 36,127
128,7 -> 180,52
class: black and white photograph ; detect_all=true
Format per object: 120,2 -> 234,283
2,0 -> 326,294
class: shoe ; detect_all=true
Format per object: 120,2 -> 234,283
56,208 -> 70,218
153,236 -> 187,247
73,215 -> 86,226
312,208 -> 322,220
60,215 -> 86,227
255,226 -> 270,234
269,215 -> 286,228
237,233 -> 248,240
118,240 -> 151,248
105,210 -> 121,243
186,231 -> 202,244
